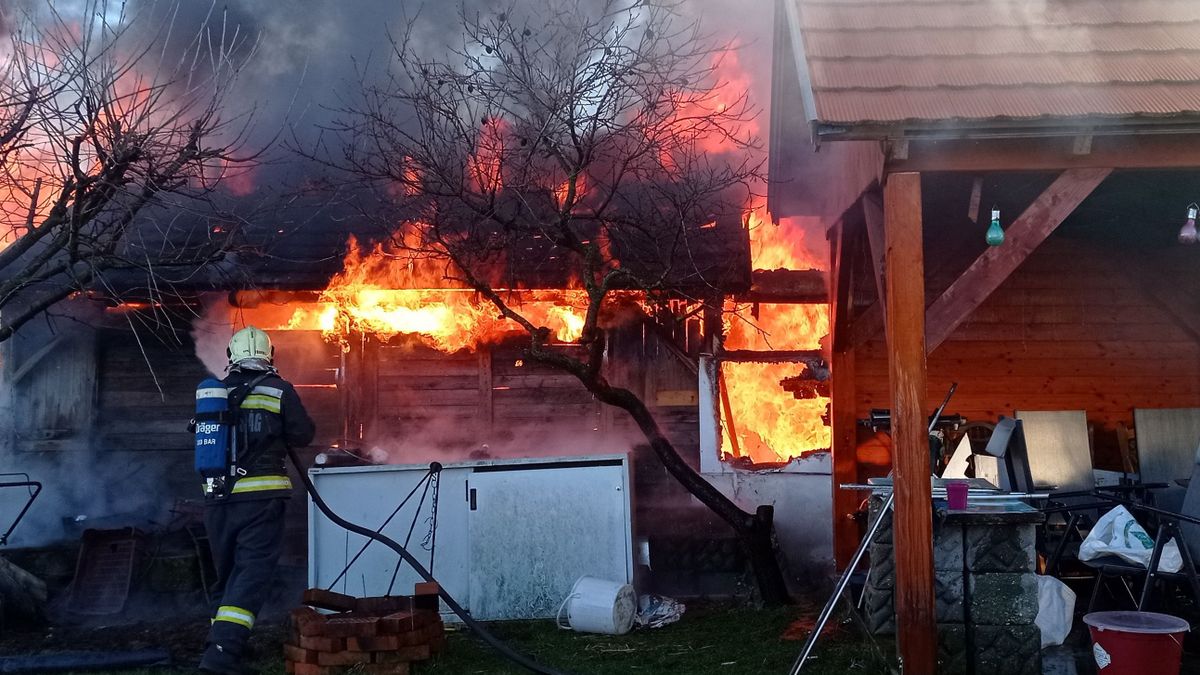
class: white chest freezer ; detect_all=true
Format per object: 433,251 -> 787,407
307,454 -> 633,620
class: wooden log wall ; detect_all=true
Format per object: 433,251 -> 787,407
93,328 -> 342,452
364,339 -> 607,458
854,238 -> 1200,466
363,327 -> 704,507
272,331 -> 343,447
96,327 -> 208,451
10,331 -> 98,452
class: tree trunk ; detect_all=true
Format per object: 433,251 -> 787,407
596,384 -> 790,605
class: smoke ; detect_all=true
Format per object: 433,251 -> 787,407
360,417 -> 644,466
0,303 -> 184,549
191,297 -> 235,377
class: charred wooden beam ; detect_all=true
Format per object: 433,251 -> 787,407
739,268 -> 826,303
719,349 -> 827,373
780,376 -> 830,399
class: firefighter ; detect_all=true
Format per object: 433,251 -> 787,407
199,326 -> 315,675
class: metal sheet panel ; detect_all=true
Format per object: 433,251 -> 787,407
467,462 -> 632,620
308,455 -> 631,621
309,465 -> 472,607
1015,410 -> 1093,492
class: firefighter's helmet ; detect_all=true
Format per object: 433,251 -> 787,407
228,326 -> 273,365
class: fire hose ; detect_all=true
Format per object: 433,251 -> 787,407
286,447 -> 571,675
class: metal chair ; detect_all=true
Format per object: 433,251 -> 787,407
1078,495 -> 1200,616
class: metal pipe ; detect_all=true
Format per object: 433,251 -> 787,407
790,490 -> 896,673
0,476 -> 41,546
790,382 -> 957,673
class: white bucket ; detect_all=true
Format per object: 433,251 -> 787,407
555,576 -> 636,635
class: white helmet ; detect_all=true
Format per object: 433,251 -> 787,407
228,326 -> 273,366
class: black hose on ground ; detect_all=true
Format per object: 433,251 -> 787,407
288,448 -> 570,675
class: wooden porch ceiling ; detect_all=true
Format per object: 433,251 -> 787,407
887,133 -> 1200,173
830,165 -> 1200,353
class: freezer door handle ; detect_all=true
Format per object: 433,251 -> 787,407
469,487 -> 477,511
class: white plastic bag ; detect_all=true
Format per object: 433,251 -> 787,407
1035,575 -> 1076,647
1078,505 -> 1182,573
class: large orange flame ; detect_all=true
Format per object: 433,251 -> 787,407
721,209 -> 831,463
283,237 -> 589,352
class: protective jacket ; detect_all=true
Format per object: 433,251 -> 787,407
218,367 -> 315,501
199,365 -> 315,674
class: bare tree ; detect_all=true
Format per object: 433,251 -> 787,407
0,1 -> 259,341
311,0 -> 788,601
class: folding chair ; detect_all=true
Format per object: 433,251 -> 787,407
1078,485 -> 1200,616
1133,408 -> 1200,512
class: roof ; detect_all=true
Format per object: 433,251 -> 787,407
785,0 -> 1200,136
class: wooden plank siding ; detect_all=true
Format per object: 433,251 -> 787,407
93,328 -> 342,452
95,328 -> 208,452
361,326 -> 703,469
853,239 -> 1200,450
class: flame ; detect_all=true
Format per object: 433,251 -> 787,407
657,44 -> 758,166
720,208 -> 831,463
281,237 -> 589,352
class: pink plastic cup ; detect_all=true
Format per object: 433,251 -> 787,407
946,481 -> 968,510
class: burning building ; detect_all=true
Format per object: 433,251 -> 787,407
0,0 -> 842,611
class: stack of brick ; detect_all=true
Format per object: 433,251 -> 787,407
284,583 -> 446,675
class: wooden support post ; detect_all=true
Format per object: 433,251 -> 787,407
829,209 -> 861,569
478,348 -> 494,435
362,337 -> 380,442
863,189 -> 887,330
884,172 -> 936,673
830,347 -> 858,570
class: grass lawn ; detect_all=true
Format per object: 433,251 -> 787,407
44,604 -> 887,674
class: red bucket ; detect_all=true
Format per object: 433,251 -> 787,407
1083,611 -> 1190,674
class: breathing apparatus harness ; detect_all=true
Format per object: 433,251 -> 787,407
192,370 -> 274,499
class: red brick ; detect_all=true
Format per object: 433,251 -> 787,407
373,645 -> 432,663
303,588 -> 359,613
298,635 -> 346,652
377,611 -> 435,634
356,595 -> 413,615
291,607 -> 328,637
401,622 -> 442,647
283,644 -> 319,664
349,634 -> 403,651
317,648 -> 373,666
322,616 -> 379,639
284,659 -> 295,674
412,583 -> 439,612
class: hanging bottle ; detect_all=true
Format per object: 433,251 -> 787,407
986,206 -> 1005,246
1179,204 -> 1198,245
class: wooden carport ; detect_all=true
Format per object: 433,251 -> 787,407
773,0 -> 1200,670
